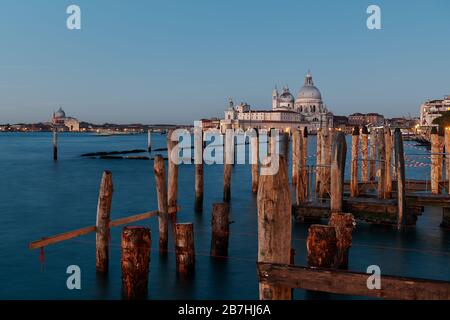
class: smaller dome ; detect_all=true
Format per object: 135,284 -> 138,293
54,107 -> 66,118
278,87 -> 295,103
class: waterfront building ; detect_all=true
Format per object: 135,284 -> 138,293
221,72 -> 333,133
52,107 -> 80,132
348,113 -> 384,126
420,95 -> 450,127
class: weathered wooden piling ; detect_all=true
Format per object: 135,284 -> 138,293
431,127 -> 441,195
369,128 -> 377,183
330,132 -> 347,214
306,225 -> 337,268
297,128 -> 308,203
361,126 -> 369,183
147,129 -> 152,152
377,129 -> 386,199
175,223 -> 195,274
394,129 -> 406,228
153,155 -> 168,253
445,128 -> 450,190
315,128 -> 322,194
319,128 -> 332,199
210,203 -> 230,257
251,130 -> 259,194
329,213 -> 355,269
257,155 -> 292,300
439,128 -> 445,192
121,227 -> 151,300
223,124 -> 233,202
384,128 -> 393,199
292,129 -> 300,186
280,132 -> 290,165
96,171 -> 113,273
194,126 -> 204,212
52,130 -> 58,161
167,129 -> 179,215
350,126 -> 359,197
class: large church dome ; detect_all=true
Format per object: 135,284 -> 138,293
54,107 -> 66,118
296,72 -> 322,101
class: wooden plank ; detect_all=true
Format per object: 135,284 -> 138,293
29,225 -> 97,250
29,210 -> 158,250
257,262 -> 450,300
109,211 -> 158,228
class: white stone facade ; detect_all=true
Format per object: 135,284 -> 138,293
420,96 -> 450,126
221,72 -> 333,133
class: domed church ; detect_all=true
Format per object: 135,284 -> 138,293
222,72 -> 333,133
52,107 -> 80,132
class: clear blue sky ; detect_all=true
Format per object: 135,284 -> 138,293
0,0 -> 449,124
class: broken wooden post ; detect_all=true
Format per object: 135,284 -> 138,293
350,126 -> 360,197
153,155 -> 168,253
330,132 -> 347,214
194,126 -> 204,212
329,213 -> 355,270
210,203 -> 230,257
96,171 -> 113,273
377,128 -> 386,199
257,154 -> 292,300
167,129 -> 179,216
53,130 -> 58,161
315,128 -> 322,194
384,128 -> 393,199
147,128 -> 152,152
431,127 -> 440,195
361,126 -> 369,183
394,129 -> 406,229
306,225 -> 337,268
175,223 -> 195,274
121,227 -> 151,300
251,129 -> 259,194
223,124 -> 233,202
369,128 -> 377,184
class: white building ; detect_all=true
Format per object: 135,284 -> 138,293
420,96 -> 450,127
52,107 -> 80,132
221,72 -> 333,133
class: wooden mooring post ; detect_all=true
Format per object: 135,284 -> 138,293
431,127 -> 441,195
52,130 -> 58,161
251,130 -> 259,194
292,129 -> 300,186
384,128 -> 393,199
194,126 -> 204,212
330,132 -> 347,214
361,126 -> 369,183
315,128 -> 322,194
223,124 -> 233,202
147,129 -> 152,152
445,127 -> 450,191
153,155 -> 168,253
175,223 -> 195,274
96,171 -> 113,273
369,128 -> 377,184
210,203 -> 230,257
121,226 -> 151,300
306,225 -> 337,268
350,126 -> 359,197
257,155 -> 292,300
394,129 -> 407,228
329,213 -> 355,270
319,128 -> 332,199
377,128 -> 386,199
167,129 -> 179,216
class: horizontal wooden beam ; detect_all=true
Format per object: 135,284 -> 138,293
257,262 -> 450,300
29,210 -> 158,250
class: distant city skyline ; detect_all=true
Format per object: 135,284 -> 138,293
0,0 -> 449,124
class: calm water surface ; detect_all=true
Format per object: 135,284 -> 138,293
0,132 -> 448,299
